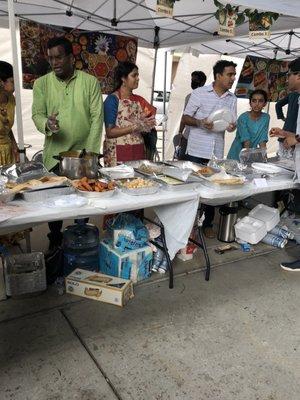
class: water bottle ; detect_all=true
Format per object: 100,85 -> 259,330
152,249 -> 163,272
63,220 -> 99,276
269,225 -> 294,240
262,233 -> 287,248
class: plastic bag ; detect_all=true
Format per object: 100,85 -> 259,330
239,148 -> 267,165
208,157 -> 243,174
1,162 -> 49,183
106,213 -> 149,251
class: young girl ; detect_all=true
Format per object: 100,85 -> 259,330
227,89 -> 270,161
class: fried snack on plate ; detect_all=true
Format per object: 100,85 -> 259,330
73,177 -> 116,192
197,166 -> 214,176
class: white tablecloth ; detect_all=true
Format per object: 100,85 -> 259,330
0,178 -> 298,259
0,188 -> 200,260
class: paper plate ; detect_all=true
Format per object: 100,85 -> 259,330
252,163 -> 287,174
44,194 -> 88,208
208,108 -> 234,132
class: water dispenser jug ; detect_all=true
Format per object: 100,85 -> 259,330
217,202 -> 238,243
63,220 -> 99,276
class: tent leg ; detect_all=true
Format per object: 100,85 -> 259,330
150,47 -> 158,105
8,0 -> 25,162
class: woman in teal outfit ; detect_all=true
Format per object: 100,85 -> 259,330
228,89 -> 270,160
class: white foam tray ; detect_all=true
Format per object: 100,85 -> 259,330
248,204 -> 280,231
235,216 -> 267,244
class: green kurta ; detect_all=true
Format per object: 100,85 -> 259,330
32,70 -> 103,170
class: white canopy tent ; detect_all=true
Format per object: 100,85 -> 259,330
1,0 -> 299,48
0,0 -> 300,159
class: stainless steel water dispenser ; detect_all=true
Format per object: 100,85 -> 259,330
217,202 -> 238,243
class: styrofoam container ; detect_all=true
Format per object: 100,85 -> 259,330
248,204 -> 280,231
234,216 -> 267,244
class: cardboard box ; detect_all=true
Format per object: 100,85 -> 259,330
99,239 -> 152,283
65,268 -> 134,307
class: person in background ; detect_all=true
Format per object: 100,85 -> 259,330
32,37 -> 103,250
103,62 -> 156,167
0,61 -> 19,164
275,91 -> 299,134
227,89 -> 270,161
270,57 -> 300,272
182,60 -> 237,238
177,70 -> 207,159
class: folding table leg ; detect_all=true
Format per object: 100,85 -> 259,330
188,206 -> 211,281
198,226 -> 211,281
160,224 -> 173,289
143,215 -> 174,289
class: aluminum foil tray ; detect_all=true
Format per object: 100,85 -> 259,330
116,177 -> 160,196
21,185 -> 75,202
154,175 -> 199,191
132,160 -> 166,176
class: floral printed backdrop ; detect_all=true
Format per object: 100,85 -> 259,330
20,20 -> 138,93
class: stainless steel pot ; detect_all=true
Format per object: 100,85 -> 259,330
53,150 -> 103,179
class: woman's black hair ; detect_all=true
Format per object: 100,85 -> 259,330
0,61 -> 13,82
113,61 -> 138,91
249,89 -> 268,103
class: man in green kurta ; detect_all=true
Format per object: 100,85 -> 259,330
32,37 -> 103,249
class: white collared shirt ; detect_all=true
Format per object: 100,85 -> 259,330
183,83 -> 237,159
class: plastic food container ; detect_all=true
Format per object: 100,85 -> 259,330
4,252 -> 46,296
234,216 -> 267,244
248,204 -> 280,231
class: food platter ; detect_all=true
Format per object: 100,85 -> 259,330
116,177 -> 160,195
199,171 -> 246,190
73,177 -> 117,198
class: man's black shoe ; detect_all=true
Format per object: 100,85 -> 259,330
280,259 -> 300,272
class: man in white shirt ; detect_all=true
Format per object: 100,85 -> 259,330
270,57 -> 300,271
182,60 -> 237,238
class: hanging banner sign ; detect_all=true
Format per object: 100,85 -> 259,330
19,20 -> 138,93
235,55 -> 289,102
156,0 -> 174,18
218,8 -> 237,37
249,14 -> 271,39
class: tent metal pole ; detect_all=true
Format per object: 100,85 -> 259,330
162,50 -> 168,161
150,47 -> 158,105
8,0 -> 25,162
